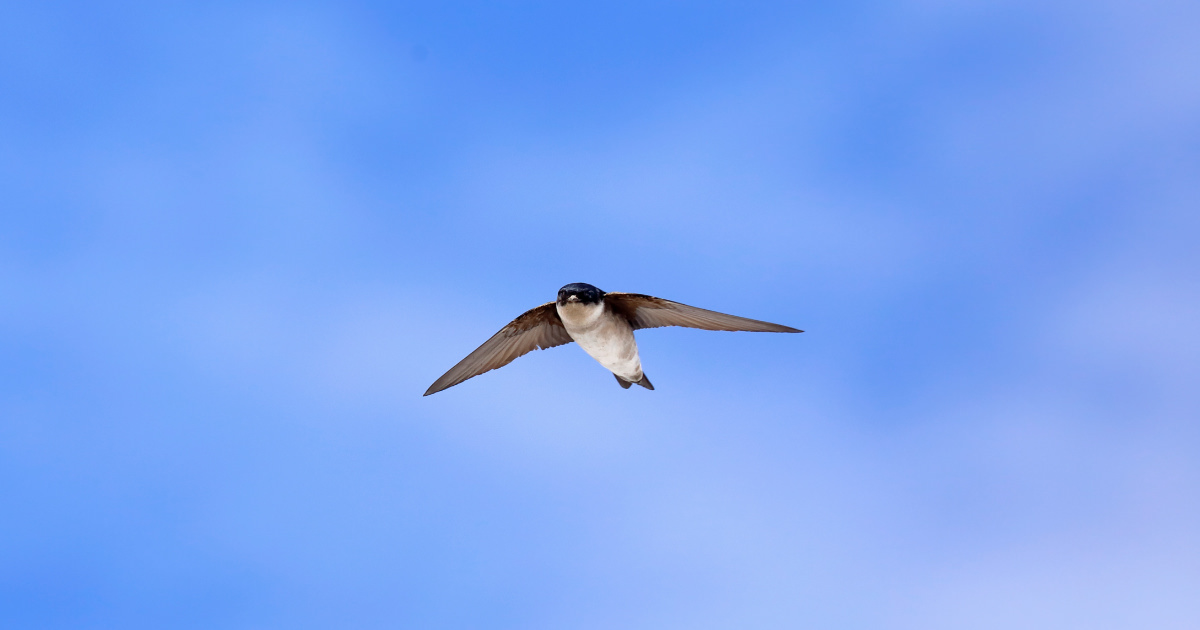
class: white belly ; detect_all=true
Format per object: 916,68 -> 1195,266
557,301 -> 643,380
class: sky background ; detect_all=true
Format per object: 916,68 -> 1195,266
3,1 -> 1199,628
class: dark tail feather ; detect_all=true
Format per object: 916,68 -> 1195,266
635,374 -> 654,390
614,374 -> 633,389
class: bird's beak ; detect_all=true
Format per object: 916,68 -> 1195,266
567,295 -> 580,302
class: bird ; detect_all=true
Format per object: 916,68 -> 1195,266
423,283 -> 802,396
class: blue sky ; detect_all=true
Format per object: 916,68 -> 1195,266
3,1 -> 1198,628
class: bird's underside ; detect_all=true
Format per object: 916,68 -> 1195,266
423,289 -> 801,396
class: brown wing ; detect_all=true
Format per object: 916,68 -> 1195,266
605,293 -> 802,333
424,302 -> 573,396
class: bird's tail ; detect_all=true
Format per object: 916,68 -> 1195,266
614,373 -> 654,390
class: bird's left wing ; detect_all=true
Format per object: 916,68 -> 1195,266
424,302 -> 573,396
605,293 -> 802,333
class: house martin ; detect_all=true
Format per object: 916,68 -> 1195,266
424,282 -> 802,396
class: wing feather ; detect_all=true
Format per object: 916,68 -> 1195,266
605,293 -> 802,333
424,302 -> 573,396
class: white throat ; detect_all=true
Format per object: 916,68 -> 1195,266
556,299 -> 605,329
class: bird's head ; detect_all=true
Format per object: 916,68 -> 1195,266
557,282 -> 605,305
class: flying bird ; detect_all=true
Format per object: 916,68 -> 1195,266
423,283 -> 802,396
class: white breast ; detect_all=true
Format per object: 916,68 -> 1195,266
557,300 -> 644,381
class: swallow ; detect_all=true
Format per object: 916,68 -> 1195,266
423,283 -> 802,396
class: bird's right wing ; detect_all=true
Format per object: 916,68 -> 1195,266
605,293 -> 802,333
424,302 -> 574,396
